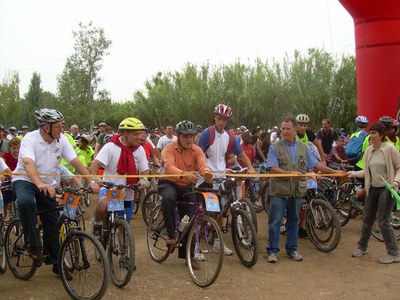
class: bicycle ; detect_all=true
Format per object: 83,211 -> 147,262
0,190 -> 5,273
5,186 -> 109,300
147,185 -> 224,287
96,181 -> 137,288
206,177 -> 258,268
335,178 -> 400,241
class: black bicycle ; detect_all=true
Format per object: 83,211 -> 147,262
5,186 -> 109,300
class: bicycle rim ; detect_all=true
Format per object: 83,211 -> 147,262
231,209 -> 258,268
5,219 -> 37,280
335,182 -> 354,226
147,205 -> 170,263
186,215 -> 224,288
240,199 -> 258,232
306,199 -> 341,252
108,219 -> 135,287
60,231 -> 110,300
84,192 -> 91,207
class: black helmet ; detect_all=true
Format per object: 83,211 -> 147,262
379,115 -> 394,130
35,108 -> 64,126
175,120 -> 197,135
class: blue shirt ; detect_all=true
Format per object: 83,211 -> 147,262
266,139 -> 318,170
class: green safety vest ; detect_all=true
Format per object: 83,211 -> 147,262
60,133 -> 87,173
295,132 -> 308,144
269,139 -> 308,198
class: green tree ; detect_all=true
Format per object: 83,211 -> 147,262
24,72 -> 43,128
57,21 -> 112,128
0,71 -> 22,127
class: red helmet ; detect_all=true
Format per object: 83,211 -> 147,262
214,104 -> 232,118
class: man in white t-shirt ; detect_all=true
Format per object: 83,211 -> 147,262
12,108 -> 99,274
156,124 -> 177,160
90,117 -> 150,226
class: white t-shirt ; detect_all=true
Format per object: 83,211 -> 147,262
13,130 -> 77,185
0,158 -> 9,172
157,135 -> 177,152
96,139 -> 149,200
205,131 -> 231,173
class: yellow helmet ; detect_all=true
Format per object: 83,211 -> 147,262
118,118 -> 145,131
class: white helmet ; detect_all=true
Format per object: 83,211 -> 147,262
296,114 -> 310,124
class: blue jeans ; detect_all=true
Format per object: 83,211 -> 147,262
267,196 -> 302,254
12,180 -> 60,265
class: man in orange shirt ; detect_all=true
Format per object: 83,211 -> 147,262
159,120 -> 212,269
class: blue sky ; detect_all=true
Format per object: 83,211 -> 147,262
0,0 -> 355,102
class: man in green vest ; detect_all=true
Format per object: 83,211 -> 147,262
266,116 -> 338,263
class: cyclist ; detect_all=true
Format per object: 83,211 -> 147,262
89,117 -> 150,227
6,126 -> 18,140
93,122 -> 108,157
70,124 -> 80,142
295,114 -> 325,161
159,120 -> 212,270
138,131 -> 161,167
156,124 -> 177,160
18,125 -> 29,140
316,118 -> 339,161
11,108 -> 99,274
0,124 -> 9,155
198,104 -> 256,255
77,134 -> 94,167
380,116 -> 400,151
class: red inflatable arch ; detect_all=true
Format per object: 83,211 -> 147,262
339,0 -> 400,123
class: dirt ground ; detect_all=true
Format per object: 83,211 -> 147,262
1,201 -> 400,300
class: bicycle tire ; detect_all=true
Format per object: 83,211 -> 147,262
186,215 -> 224,288
142,189 -> 162,226
306,198 -> 341,253
240,198 -> 258,232
133,190 -> 142,215
334,181 -> 354,227
0,217 -> 6,273
231,208 -> 258,268
107,218 -> 135,287
5,219 -> 37,280
83,191 -> 91,207
147,205 -> 170,263
59,231 -> 110,300
246,180 -> 264,213
371,220 -> 400,242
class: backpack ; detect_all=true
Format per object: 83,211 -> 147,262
345,130 -> 368,164
204,126 -> 235,157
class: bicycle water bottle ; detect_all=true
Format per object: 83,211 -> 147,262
178,215 -> 190,232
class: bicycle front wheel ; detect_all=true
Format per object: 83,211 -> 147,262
108,218 -> 135,287
0,217 -> 6,273
231,208 -> 258,268
186,215 -> 224,288
142,190 -> 162,226
240,198 -> 258,232
306,199 -> 341,252
5,219 -> 37,280
59,231 -> 110,300
147,205 -> 170,263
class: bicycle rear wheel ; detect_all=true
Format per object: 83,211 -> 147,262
231,208 -> 258,268
142,190 -> 162,226
147,205 -> 170,263
334,181 -> 354,226
59,231 -> 109,300
0,217 -> 6,273
108,218 -> 135,287
306,199 -> 341,252
186,215 -> 224,288
5,219 -> 37,280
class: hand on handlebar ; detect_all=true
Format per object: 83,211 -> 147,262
182,171 -> 200,184
38,183 -> 55,198
88,181 -> 100,193
203,172 -> 213,185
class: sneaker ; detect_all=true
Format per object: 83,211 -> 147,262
298,228 -> 309,239
352,248 -> 368,258
213,239 -> 233,256
378,254 -> 400,264
194,252 -> 206,262
287,251 -> 303,261
268,252 -> 278,263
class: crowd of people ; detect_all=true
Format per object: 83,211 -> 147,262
1,104 -> 400,281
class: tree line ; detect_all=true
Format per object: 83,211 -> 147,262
0,22 -> 357,133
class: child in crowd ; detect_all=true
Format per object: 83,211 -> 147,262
327,136 -> 348,170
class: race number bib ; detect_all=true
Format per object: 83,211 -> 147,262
59,193 -> 80,219
106,189 -> 124,212
202,192 -> 220,212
